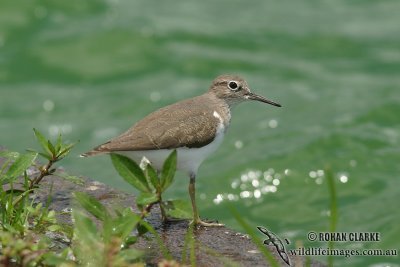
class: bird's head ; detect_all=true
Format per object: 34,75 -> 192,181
209,74 -> 282,108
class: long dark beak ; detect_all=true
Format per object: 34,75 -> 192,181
246,92 -> 282,107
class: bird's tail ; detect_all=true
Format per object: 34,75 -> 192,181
80,140 -> 114,158
80,149 -> 108,158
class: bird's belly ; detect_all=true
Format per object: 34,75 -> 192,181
117,130 -> 224,175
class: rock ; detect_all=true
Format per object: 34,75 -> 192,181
35,173 -> 325,267
0,149 -> 325,266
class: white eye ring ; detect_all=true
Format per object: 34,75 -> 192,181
228,81 -> 239,91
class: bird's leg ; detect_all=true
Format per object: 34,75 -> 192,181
189,172 -> 224,227
188,173 -> 200,222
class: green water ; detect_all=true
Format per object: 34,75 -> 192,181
1,1 -> 399,266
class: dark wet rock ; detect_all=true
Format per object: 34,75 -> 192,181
0,150 -> 326,267
35,174 -> 325,267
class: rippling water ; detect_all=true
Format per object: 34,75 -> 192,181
1,1 -> 399,266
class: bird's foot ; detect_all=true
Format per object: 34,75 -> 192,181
190,218 -> 224,227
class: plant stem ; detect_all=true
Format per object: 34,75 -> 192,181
12,159 -> 54,208
158,192 -> 167,222
29,158 -> 55,190
140,202 -> 156,219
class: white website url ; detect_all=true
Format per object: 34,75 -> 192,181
289,247 -> 398,258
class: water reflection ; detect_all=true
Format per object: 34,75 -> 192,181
339,173 -> 349,183
43,99 -> 55,112
48,124 -> 72,137
150,91 -> 161,102
308,169 -> 350,185
268,119 -> 278,128
213,168 -> 288,205
349,160 -> 357,167
214,167 -> 351,205
234,140 -> 243,149
258,119 -> 279,129
309,169 -> 324,185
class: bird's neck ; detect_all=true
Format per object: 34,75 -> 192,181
203,92 -> 232,130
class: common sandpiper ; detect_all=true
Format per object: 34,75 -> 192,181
82,74 -> 281,226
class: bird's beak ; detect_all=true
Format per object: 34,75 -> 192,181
246,92 -> 282,107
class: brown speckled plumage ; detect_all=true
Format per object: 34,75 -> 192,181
82,74 -> 280,156
87,94 -> 230,154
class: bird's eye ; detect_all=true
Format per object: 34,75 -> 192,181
228,81 -> 239,91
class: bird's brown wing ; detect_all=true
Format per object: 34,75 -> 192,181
82,97 -> 221,156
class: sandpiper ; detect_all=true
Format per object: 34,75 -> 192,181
82,74 -> 281,226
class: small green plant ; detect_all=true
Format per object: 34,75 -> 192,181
71,192 -> 144,266
0,129 -> 78,235
0,152 -> 37,234
30,128 -> 80,189
0,128 -> 80,266
325,167 -> 337,267
48,191 -> 172,267
0,130 -> 189,266
110,151 -> 191,222
0,231 -> 52,266
181,223 -> 197,267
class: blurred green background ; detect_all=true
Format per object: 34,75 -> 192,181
1,0 -> 399,266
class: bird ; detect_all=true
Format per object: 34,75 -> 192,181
81,74 -> 281,226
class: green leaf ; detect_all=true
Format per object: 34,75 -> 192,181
72,209 -> 100,245
57,142 -> 78,159
145,164 -> 159,191
160,150 -> 177,191
73,192 -> 108,221
2,151 -> 38,183
55,133 -> 62,154
12,189 -> 34,206
47,140 -> 56,156
33,128 -> 52,155
110,153 -> 150,192
181,222 -> 194,266
229,205 -> 280,267
1,158 -> 12,177
112,212 -> 141,240
38,152 -> 52,161
42,252 -> 73,266
73,209 -> 98,235
124,236 -> 138,246
102,218 -> 114,243
48,224 -> 61,232
0,150 -> 19,159
136,223 -> 148,236
136,192 -> 159,207
326,167 -> 337,267
139,220 -> 172,260
163,199 -> 192,219
118,248 -> 144,261
54,171 -> 84,185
